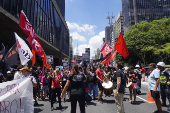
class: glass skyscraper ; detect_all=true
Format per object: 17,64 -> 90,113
55,0 -> 65,18
0,0 -> 69,65
122,0 -> 170,34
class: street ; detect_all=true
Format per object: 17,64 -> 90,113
34,80 -> 170,113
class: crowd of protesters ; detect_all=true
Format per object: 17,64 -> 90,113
0,61 -> 170,113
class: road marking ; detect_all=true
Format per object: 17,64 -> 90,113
141,82 -> 148,85
136,95 -> 147,102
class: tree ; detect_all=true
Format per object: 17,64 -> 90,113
119,17 -> 170,65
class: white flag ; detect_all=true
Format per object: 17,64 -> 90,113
14,32 -> 33,65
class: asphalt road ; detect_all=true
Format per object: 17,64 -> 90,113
34,82 -> 170,113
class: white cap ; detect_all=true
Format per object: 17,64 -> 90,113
157,62 -> 165,67
135,65 -> 140,68
124,66 -> 129,71
7,71 -> 11,74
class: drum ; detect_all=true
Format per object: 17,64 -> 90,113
127,82 -> 135,90
102,81 -> 113,96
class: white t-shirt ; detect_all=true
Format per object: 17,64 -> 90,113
13,71 -> 23,80
22,74 -> 37,84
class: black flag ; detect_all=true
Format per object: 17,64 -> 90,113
0,43 -> 5,61
4,43 -> 19,69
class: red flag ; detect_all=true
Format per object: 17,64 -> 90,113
43,56 -> 47,68
106,62 -> 109,67
46,64 -> 50,70
19,10 -> 39,43
27,35 -> 45,58
43,56 -> 50,69
115,33 -> 129,58
100,41 -> 114,56
19,10 -> 45,58
31,49 -> 36,66
101,50 -> 117,64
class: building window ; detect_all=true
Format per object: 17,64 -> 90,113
4,0 -> 11,12
11,0 -> 17,18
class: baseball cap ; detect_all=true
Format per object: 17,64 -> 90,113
19,66 -> 30,71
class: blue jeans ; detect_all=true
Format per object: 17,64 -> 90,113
88,83 -> 96,98
95,85 -> 98,96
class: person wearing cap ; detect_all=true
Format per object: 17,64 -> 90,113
148,63 -> 162,113
157,62 -> 170,110
20,66 -> 37,87
134,65 -> 142,95
6,71 -> 13,81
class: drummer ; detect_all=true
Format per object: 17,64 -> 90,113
128,66 -> 139,104
96,64 -> 105,102
104,67 -> 111,83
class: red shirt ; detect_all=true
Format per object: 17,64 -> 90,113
96,68 -> 104,82
141,68 -> 145,74
51,72 -> 62,89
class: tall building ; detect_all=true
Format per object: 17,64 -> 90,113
69,36 -> 73,61
122,0 -> 170,34
0,0 -> 69,66
105,25 -> 113,45
55,0 -> 65,18
112,11 -> 124,46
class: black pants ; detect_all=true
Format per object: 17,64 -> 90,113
51,88 -> 61,108
137,79 -> 141,89
70,94 -> 85,113
49,87 -> 51,100
161,85 -> 170,103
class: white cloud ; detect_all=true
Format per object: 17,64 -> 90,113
65,0 -> 73,3
67,21 -> 96,35
70,32 -> 86,42
74,44 -> 89,56
73,31 -> 105,58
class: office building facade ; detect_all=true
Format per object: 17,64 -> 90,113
105,25 -> 113,46
112,11 -> 124,46
0,0 -> 69,66
122,0 -> 170,34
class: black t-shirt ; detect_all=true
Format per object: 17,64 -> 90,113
88,71 -> 96,84
62,76 -> 68,87
129,71 -> 138,83
113,70 -> 125,89
7,75 -> 13,81
68,72 -> 85,95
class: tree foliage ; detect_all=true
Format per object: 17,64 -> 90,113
119,17 -> 170,65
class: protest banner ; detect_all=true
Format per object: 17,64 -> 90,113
85,48 -> 90,54
82,53 -> 90,64
77,56 -> 82,64
0,78 -> 34,113
62,59 -> 68,67
46,55 -> 53,64
71,60 -> 77,67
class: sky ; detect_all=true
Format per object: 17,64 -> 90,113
65,0 -> 122,58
